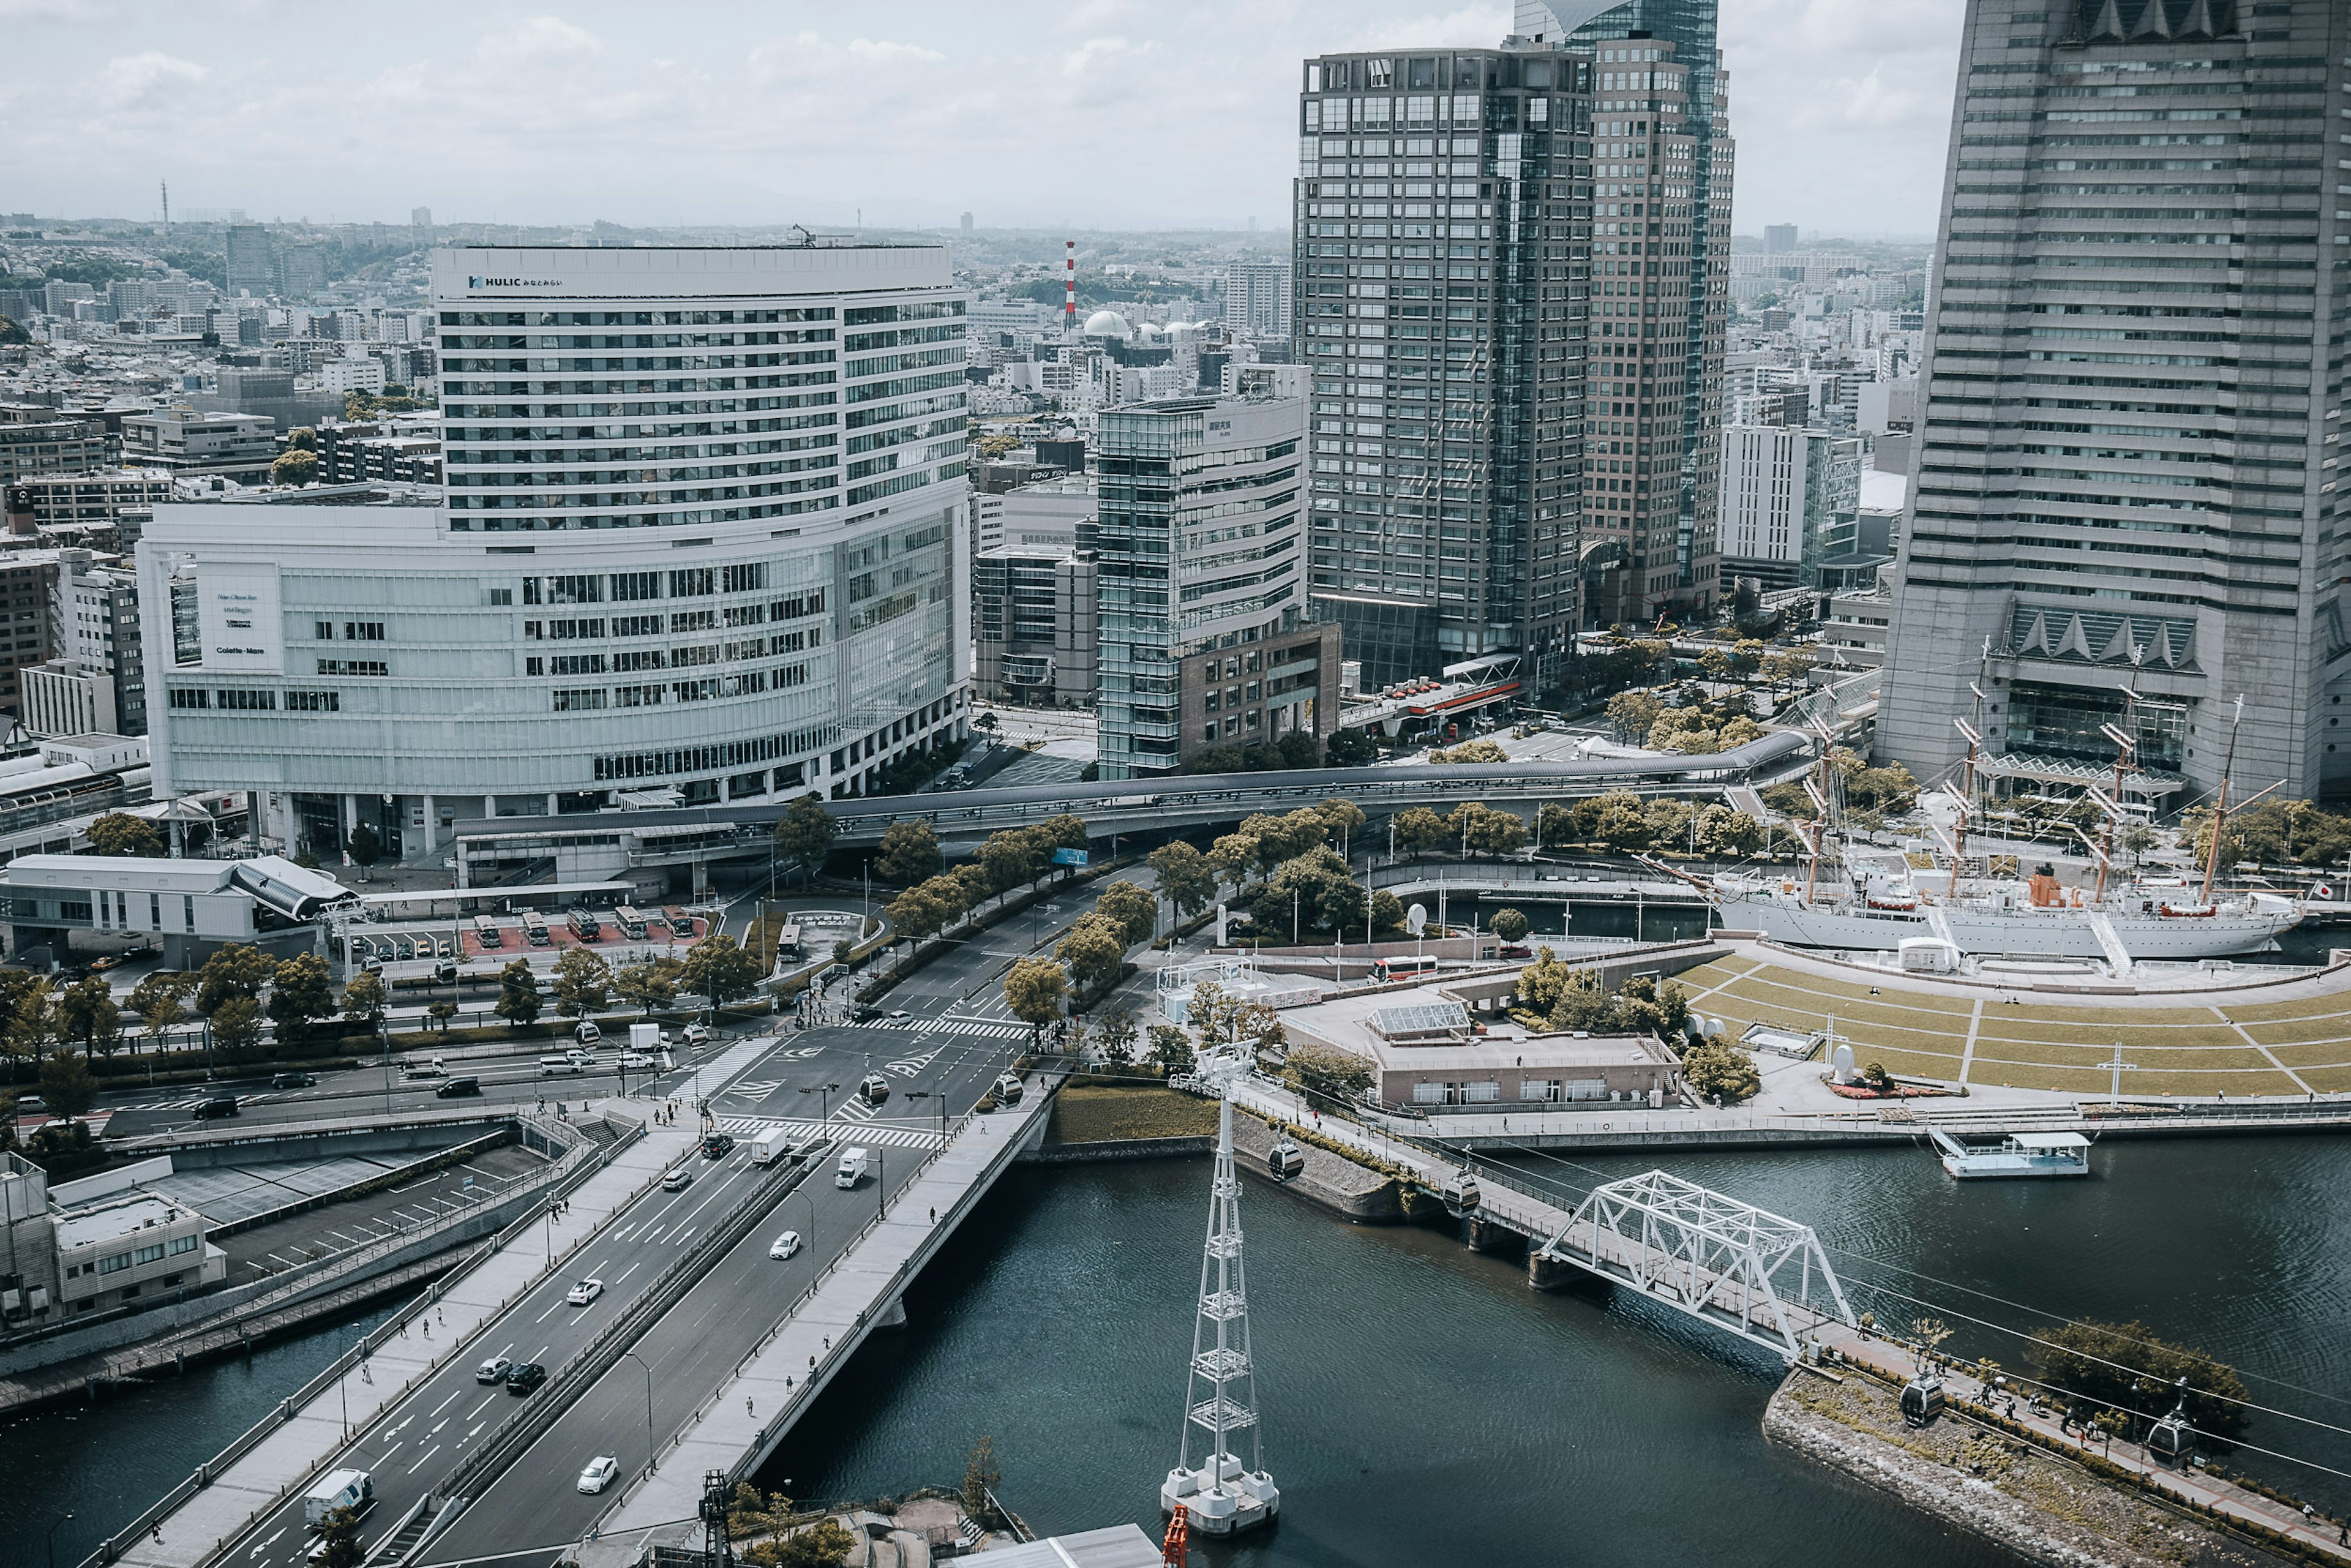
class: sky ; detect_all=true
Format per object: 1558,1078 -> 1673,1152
0,0 -> 1968,239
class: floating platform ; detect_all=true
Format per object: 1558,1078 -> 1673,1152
1930,1128 -> 2091,1179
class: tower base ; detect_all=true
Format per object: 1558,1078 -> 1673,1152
1161,1466 -> 1278,1537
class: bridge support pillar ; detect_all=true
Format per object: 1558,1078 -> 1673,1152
1528,1251 -> 1583,1292
876,1295 -> 907,1329
1468,1216 -> 1525,1259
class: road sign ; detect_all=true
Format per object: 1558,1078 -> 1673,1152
1052,847 -> 1089,867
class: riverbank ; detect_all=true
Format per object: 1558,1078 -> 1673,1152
1766,1364 -> 2316,1568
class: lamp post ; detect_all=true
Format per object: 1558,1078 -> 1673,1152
47,1513 -> 74,1568
620,1349 -> 655,1475
798,1082 -> 839,1124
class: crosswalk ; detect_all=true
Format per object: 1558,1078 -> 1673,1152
849,1015 -> 1027,1041
710,1113 -> 943,1151
116,1090 -> 283,1112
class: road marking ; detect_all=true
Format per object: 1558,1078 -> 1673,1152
250,1528 -> 285,1558
431,1389 -> 463,1415
534,1297 -> 565,1323
380,1440 -> 404,1462
497,1340 -> 514,1359
429,1417 -> 448,1435
612,1259 -> 643,1286
532,1344 -> 549,1361
468,1392 -> 498,1417
405,1442 -> 440,1475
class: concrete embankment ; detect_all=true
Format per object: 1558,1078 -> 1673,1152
1023,1112 -> 1406,1223
1763,1367 -> 2303,1568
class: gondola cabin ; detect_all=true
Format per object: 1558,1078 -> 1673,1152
1900,1377 -> 1946,1428
858,1073 -> 890,1106
1267,1141 -> 1305,1180
2146,1411 -> 2193,1465
1440,1169 -> 1482,1214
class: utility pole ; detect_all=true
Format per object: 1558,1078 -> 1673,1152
2104,1041 -> 2138,1107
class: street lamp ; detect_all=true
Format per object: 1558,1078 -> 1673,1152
620,1349 -> 656,1476
47,1513 -> 74,1568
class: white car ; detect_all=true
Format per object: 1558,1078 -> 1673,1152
768,1230 -> 802,1260
566,1278 -> 604,1307
474,1354 -> 514,1384
886,1009 -> 911,1023
577,1455 -> 619,1494
617,1050 -> 656,1068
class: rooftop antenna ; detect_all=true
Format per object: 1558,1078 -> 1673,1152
1160,1092 -> 1278,1539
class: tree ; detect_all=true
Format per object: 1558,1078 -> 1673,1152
1093,880 -> 1160,950
493,959 -> 542,1029
746,1522 -> 855,1568
962,1435 -> 1003,1522
1147,1022 -> 1194,1075
1054,913 -> 1127,997
1369,889 -> 1405,935
1284,1040 -> 1373,1103
1617,975 -> 1689,1040
681,935 -> 763,1005
1389,806 -> 1450,857
1148,842 -> 1219,922
1315,797 -> 1367,848
270,448 -> 319,487
1516,948 -> 1576,1018
885,885 -> 947,951
85,811 -> 164,857
0,972 -> 49,1074
615,958 -> 680,1016
1449,801 -> 1527,857
54,976 -> 121,1059
1185,979 -> 1243,1054
1275,730 -> 1321,768
1427,738 -> 1507,764
316,1506 -> 364,1568
1261,845 -> 1367,937
285,426 -> 320,452
551,947 -> 612,1017
268,953 -> 337,1046
1098,1004 -> 1139,1069
2030,1319 -> 2251,1445
211,996 -> 263,1059
129,972 -> 192,1054
37,1048 -> 97,1120
341,970 -> 389,1032
426,999 -> 458,1032
1697,646 -> 1734,682
1606,689 -> 1665,746
773,795 -> 836,885
1323,727 -> 1377,767
1002,956 -> 1067,1045
198,943 -> 277,1016
1700,805 -> 1764,858
1683,1038 -> 1760,1103
1490,907 -> 1530,943
873,820 -> 941,885
345,822 -> 381,877
2117,821 -> 2159,868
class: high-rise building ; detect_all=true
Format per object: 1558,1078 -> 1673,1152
276,244 -> 326,302
1223,260 -> 1293,339
24,549 -> 143,738
411,206 -> 433,229
1533,0 -> 1734,622
1877,0 -> 2351,806
1297,8 -> 1730,685
1094,394 -> 1339,777
1763,222 -> 1798,255
142,245 -> 973,860
225,225 -> 274,299
1717,424 -> 1859,591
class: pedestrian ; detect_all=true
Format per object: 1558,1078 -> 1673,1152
746,1397 -> 754,1417
422,1319 -> 431,1339
930,1207 -> 936,1223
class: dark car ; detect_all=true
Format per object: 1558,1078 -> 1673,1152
271,1071 -> 317,1089
192,1096 -> 241,1119
701,1131 -> 735,1160
506,1360 -> 547,1395
436,1076 -> 482,1098
851,1004 -> 882,1022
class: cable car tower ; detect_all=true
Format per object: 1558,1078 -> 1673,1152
1160,1093 -> 1279,1537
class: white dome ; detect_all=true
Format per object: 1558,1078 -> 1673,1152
1082,309 -> 1131,339
1133,321 -> 1166,343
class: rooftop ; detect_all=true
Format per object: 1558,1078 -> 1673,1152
54,1194 -> 192,1251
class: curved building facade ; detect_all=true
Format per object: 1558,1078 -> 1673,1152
143,245 -> 970,861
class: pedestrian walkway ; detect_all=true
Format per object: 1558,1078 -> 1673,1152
707,1114 -> 943,1152
107,1114 -> 696,1568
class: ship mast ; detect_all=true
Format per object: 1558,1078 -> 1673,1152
1948,637 -> 1991,885
2090,648 -> 2147,904
2199,696 -> 2244,906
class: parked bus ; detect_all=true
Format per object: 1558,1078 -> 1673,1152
474,913 -> 504,950
522,910 -> 552,947
568,907 -> 603,941
612,905 -> 649,941
1374,955 -> 1441,983
666,906 -> 699,939
773,923 -> 804,962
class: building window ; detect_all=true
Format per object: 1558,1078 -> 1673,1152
343,621 -> 385,641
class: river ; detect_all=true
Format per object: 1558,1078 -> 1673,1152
6,1139 -> 2349,1568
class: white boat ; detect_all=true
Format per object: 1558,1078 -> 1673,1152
1930,1129 -> 2091,1180
1717,874 -> 2301,959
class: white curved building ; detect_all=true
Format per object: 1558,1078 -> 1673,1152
143,245 -> 971,863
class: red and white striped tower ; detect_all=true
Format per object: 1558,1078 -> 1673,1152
1064,239 -> 1077,334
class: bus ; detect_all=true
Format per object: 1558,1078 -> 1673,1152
568,907 -> 603,941
473,914 -> 503,950
773,923 -> 804,962
522,910 -> 551,947
666,906 -> 699,939
1373,955 -> 1441,984
612,906 -> 650,941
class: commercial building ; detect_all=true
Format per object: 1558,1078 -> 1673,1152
1095,394 -> 1338,776
1877,0 -> 2351,804
1763,222 -> 1797,254
144,244 -> 972,863
1223,260 -> 1294,339
24,549 -> 143,738
0,408 -> 111,483
225,225 -> 274,298
973,471 -> 1095,553
2,469 -> 174,533
1,850 -> 355,967
0,550 -> 63,718
119,408 -> 277,478
192,366 -> 341,435
973,546 -> 1099,707
1716,424 -> 1859,591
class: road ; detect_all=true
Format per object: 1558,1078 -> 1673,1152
197,875 -> 1088,1568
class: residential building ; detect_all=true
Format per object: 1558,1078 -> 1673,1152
1763,222 -> 1797,254
314,419 -> 443,486
1095,394 -> 1338,776
276,244 -> 326,302
1877,0 -> 2351,805
1294,41 -> 1594,688
318,358 -> 386,396
1716,425 -> 1859,591
0,409 -> 110,483
146,244 -> 972,863
0,552 -> 62,718
1223,260 -> 1294,339
120,409 -> 277,478
2,470 -> 174,533
192,366 -> 340,436
225,225 -> 274,298
24,550 -> 143,738
973,546 -> 1100,707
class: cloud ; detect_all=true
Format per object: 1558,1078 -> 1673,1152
1346,6 -> 1512,49
474,15 -> 605,65
100,50 -> 206,106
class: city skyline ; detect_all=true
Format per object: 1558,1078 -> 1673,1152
0,0 -> 1964,239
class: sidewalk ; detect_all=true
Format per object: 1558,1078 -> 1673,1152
111,1112 -> 694,1568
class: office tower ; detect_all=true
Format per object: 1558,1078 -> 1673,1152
143,245 -> 972,860
1294,43 -> 1594,688
960,212 -> 973,233
1223,260 -> 1293,339
225,225 -> 274,298
411,206 -> 433,228
1878,0 -> 2351,806
1094,394 -> 1339,778
1534,0 -> 1734,620
1717,424 -> 1860,591
277,244 -> 326,302
1763,222 -> 1798,255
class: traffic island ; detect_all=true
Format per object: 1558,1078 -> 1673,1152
1764,1365 -> 2309,1568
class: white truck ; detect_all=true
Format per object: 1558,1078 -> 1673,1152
303,1468 -> 373,1529
750,1128 -> 789,1167
835,1146 -> 869,1188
